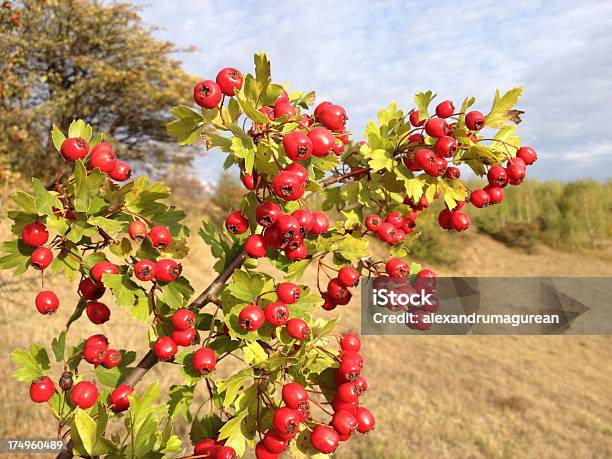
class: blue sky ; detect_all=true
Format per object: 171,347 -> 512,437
131,0 -> 612,182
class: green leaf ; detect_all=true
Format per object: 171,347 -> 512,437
87,216 -> 126,234
102,273 -> 143,308
286,259 -> 311,282
11,344 -> 50,382
365,148 -> 395,172
51,125 -> 66,152
235,90 -> 271,124
217,368 -> 253,409
414,90 -> 436,120
0,239 -> 32,275
51,331 -> 66,362
243,341 -> 267,365
227,270 -> 271,302
73,161 -> 106,214
167,105 -> 205,145
74,409 -> 110,455
168,385 -> 194,422
11,191 -> 37,214
486,86 -> 523,128
158,276 -> 194,309
32,178 -> 63,216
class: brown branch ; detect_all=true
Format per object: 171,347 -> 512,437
321,167 -> 371,187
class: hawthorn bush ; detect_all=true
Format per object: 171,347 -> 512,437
1,53 -> 535,458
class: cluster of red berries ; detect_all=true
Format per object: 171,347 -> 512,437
363,209 -> 418,246
60,139 -> 131,181
246,333 -> 373,458
321,266 -> 360,311
236,282 -> 309,341
82,333 -> 122,368
238,202 -> 329,261
153,308 -> 201,362
193,438 -> 236,459
194,67 -> 244,109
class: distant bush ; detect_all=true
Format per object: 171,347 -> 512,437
469,179 -> 612,250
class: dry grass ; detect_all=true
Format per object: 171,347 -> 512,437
1,220 -> 611,459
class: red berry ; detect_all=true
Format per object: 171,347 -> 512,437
274,102 -> 296,119
216,67 -> 243,96
336,382 -> 359,403
331,398 -> 358,414
264,301 -> 289,326
445,166 -> 461,180
256,202 -> 282,228
506,157 -> 527,183
337,359 -> 361,382
352,376 -> 368,396
308,127 -> 335,157
354,407 -> 375,433
365,214 -> 382,231
425,118 -> 448,138
194,439 -> 217,456
409,110 -> 425,127
60,137 -> 89,161
154,336 -> 178,361
35,290 -> 59,314
271,171 -> 302,201
314,101 -> 333,120
318,104 -> 347,132
255,443 -> 278,459
194,80 -> 222,108
435,136 -> 458,157
484,185 -> 504,204
282,382 -> 308,409
376,222 -> 397,244
283,131 -> 313,161
385,257 -> 409,278
85,334 -> 108,349
241,172 -> 256,190
327,278 -> 350,303
225,210 -> 249,235
310,425 -> 339,454
70,381 -> 99,409
91,260 -> 118,283
259,106 -> 275,121
408,133 -> 425,144
450,211 -> 471,232
110,384 -> 133,412
239,304 -> 265,331
487,165 -> 508,187
128,220 -> 148,241
276,282 -> 300,304
338,266 -> 359,287
86,301 -> 110,325
414,148 -> 436,170
155,259 -> 181,283
470,189 -> 490,208
149,225 -> 172,248
30,247 -> 53,270
465,111 -> 486,130
292,209 -> 313,236
109,161 -> 131,181
193,347 -> 217,375
340,333 -> 361,352
30,376 -> 55,403
516,146 -> 537,165
385,212 -> 403,229
310,212 -> 329,235
272,407 -> 300,436
89,143 -> 116,173
83,343 -> 106,365
172,327 -> 197,346
286,318 -> 309,340
172,309 -> 196,331
216,446 -> 237,459
102,349 -> 122,368
417,268 -> 437,278
284,163 -> 308,182
263,226 -> 286,249
21,222 -> 49,247
133,259 -> 156,282
332,410 -> 358,437
262,430 -> 288,454
275,214 -> 300,238
435,100 -> 455,118
245,235 -> 267,258
285,241 -> 306,260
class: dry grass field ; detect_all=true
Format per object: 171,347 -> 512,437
1,218 -> 611,459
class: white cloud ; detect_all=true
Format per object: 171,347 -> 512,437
131,0 -> 612,181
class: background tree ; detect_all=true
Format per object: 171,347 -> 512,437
0,0 -> 198,181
